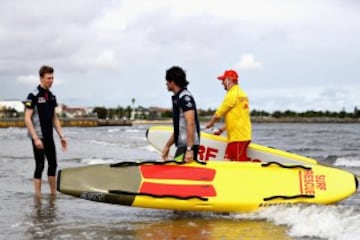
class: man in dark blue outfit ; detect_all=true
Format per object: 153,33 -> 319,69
161,66 -> 200,163
24,65 -> 68,197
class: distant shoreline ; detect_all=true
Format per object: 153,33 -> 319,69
250,116 -> 360,123
133,117 -> 360,125
0,117 -> 132,128
0,116 -> 359,128
133,117 -> 360,124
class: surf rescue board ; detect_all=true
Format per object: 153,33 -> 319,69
146,126 -> 318,164
57,161 -> 358,212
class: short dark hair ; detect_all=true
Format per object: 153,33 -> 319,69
39,65 -> 54,78
165,66 -> 189,88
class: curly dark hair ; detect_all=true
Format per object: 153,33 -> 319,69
165,66 -> 189,88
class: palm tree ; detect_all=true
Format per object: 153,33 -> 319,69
131,98 -> 136,120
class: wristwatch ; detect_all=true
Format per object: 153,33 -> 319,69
186,146 -> 193,151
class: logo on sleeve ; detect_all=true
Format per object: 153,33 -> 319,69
184,96 -> 193,108
184,96 -> 191,102
25,100 -> 32,107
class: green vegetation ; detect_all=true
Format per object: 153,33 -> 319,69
0,107 -> 22,118
1,104 -> 359,121
254,107 -> 360,119
91,106 -> 360,120
92,106 -> 132,119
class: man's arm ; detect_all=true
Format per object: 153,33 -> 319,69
184,109 -> 195,147
53,113 -> 63,138
162,132 -> 175,160
53,112 -> 67,151
206,113 -> 221,129
24,108 -> 44,149
24,108 -> 37,140
184,109 -> 195,162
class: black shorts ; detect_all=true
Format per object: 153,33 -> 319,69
174,145 -> 199,162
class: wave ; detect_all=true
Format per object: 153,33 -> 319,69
233,204 -> 360,240
334,157 -> 360,167
124,129 -> 142,133
87,140 -> 118,146
1,127 -> 27,134
80,157 -> 118,165
106,128 -> 122,133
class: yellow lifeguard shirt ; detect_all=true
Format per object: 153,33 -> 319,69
215,84 -> 252,142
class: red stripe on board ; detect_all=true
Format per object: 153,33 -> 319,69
140,182 -> 216,197
299,170 -> 303,194
140,165 -> 215,181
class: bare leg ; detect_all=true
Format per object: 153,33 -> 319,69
34,178 -> 42,197
48,176 -> 57,195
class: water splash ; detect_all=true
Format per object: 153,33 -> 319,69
334,157 -> 360,167
233,204 -> 360,240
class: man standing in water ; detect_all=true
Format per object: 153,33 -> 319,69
206,69 -> 252,161
161,66 -> 201,163
24,65 -> 68,197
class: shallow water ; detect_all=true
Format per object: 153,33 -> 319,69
1,123 -> 359,240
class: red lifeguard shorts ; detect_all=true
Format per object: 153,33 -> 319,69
224,141 -> 251,161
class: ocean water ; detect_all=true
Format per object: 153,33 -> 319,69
0,123 -> 359,240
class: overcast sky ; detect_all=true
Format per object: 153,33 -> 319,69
1,0 -> 359,112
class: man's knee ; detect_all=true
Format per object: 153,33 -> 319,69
48,163 -> 57,176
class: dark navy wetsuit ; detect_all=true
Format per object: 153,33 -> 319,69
171,88 -> 200,161
24,85 -> 58,179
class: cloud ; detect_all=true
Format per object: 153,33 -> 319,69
248,86 -> 360,112
235,54 -> 263,70
16,75 -> 38,85
0,0 -> 359,112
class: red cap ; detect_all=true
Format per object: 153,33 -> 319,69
217,70 -> 238,81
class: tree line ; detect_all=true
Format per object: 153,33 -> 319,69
1,105 -> 359,120
251,107 -> 360,119
91,106 -> 360,120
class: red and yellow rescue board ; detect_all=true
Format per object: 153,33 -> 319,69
57,161 -> 358,212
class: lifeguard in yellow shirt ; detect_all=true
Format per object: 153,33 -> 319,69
206,69 -> 252,161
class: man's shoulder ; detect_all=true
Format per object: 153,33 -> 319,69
27,87 -> 40,98
179,89 -> 194,98
49,90 -> 57,99
228,85 -> 244,96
